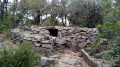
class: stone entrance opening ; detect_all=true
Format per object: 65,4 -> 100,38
48,29 -> 58,37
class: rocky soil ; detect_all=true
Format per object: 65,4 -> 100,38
0,26 -> 119,67
58,49 -> 89,67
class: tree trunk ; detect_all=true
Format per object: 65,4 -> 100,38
65,15 -> 67,26
35,10 -> 40,25
0,2 -> 4,21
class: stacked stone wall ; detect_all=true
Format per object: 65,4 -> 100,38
11,26 -> 98,54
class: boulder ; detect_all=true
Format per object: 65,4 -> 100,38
42,44 -> 53,49
56,38 -> 66,45
40,57 -> 58,66
11,28 -> 20,33
78,42 -> 87,49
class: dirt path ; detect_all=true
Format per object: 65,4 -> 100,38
56,49 -> 90,67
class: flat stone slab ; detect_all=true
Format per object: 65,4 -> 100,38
61,58 -> 76,65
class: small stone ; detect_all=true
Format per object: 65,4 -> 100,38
56,38 -> 66,45
82,35 -> 88,39
42,44 -> 53,49
35,43 -> 40,47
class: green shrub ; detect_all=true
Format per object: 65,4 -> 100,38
0,41 -> 40,67
113,36 -> 120,57
0,17 -> 13,33
11,40 -> 16,44
3,30 -> 11,38
41,17 -> 62,26
97,21 -> 120,40
97,21 -> 120,58
90,42 -> 100,50
103,53 -> 113,61
52,46 -> 57,52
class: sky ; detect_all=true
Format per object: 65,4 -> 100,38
4,0 -> 52,3
1,0 -> 116,3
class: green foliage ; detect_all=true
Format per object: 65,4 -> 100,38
44,49 -> 48,57
50,61 -> 58,67
3,30 -> 11,38
102,0 -> 120,23
97,21 -> 120,58
103,53 -> 113,60
0,18 -> 13,33
97,22 -> 120,40
90,42 -> 100,50
113,36 -> 120,57
41,18 -> 62,26
24,19 -> 34,27
0,41 -> 40,67
11,40 -> 16,44
52,46 -> 57,52
68,0 -> 103,28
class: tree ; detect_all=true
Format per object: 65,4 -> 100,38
0,0 -> 8,21
68,0 -> 103,27
14,0 -> 47,25
101,0 -> 120,23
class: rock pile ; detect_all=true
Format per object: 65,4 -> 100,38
11,26 -> 98,54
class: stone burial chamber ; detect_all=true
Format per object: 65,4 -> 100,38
11,26 -> 98,55
48,29 -> 58,37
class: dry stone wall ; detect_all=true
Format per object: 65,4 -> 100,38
11,26 -> 98,54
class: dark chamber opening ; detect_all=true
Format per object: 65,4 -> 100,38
48,29 -> 58,37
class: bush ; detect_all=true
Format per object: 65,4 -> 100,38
0,17 -> 13,33
3,30 -> 11,38
41,17 -> 62,26
97,21 -> 120,58
113,36 -> 120,57
0,41 -> 40,67
97,21 -> 120,40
